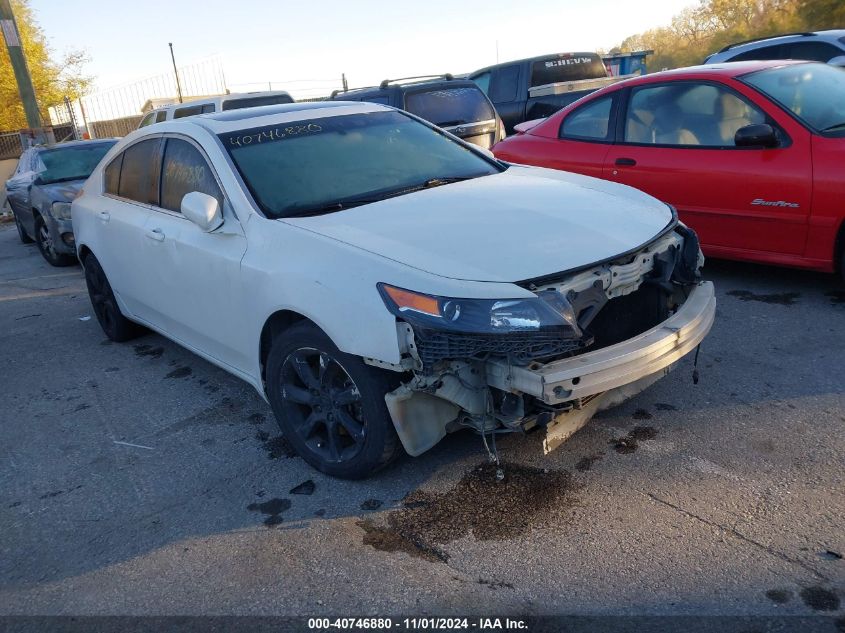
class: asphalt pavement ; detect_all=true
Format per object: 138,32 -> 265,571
0,223 -> 842,626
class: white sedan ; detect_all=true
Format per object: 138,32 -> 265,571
72,102 -> 715,479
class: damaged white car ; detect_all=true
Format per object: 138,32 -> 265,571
72,101 -> 715,479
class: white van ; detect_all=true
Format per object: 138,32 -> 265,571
137,91 -> 294,128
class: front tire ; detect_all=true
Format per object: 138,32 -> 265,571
14,212 -> 34,244
83,253 -> 145,342
34,215 -> 75,266
266,322 -> 404,479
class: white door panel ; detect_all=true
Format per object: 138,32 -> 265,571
141,210 -> 249,372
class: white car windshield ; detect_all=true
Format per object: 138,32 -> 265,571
218,110 -> 502,218
744,62 -> 845,134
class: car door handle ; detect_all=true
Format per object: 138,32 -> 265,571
98,211 -> 110,222
145,228 -> 165,242
615,157 -> 637,166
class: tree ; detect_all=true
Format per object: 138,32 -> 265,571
0,0 -> 91,130
614,0 -> 842,72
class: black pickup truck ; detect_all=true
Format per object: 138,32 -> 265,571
468,52 -> 627,133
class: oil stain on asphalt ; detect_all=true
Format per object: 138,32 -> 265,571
612,426 -> 657,454
133,344 -> 164,359
799,586 -> 840,611
254,429 -> 296,459
575,453 -> 604,472
765,589 -> 792,604
165,366 -> 192,379
247,498 -> 292,527
726,290 -> 800,306
358,461 -> 575,563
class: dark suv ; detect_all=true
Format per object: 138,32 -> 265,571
331,75 -> 504,148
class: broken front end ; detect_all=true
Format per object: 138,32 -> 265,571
374,224 -> 716,457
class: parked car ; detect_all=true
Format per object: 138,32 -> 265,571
6,139 -> 117,265
704,30 -> 845,66
493,61 -> 845,277
137,90 -> 294,128
330,76 -> 504,149
73,101 -> 714,479
468,52 -> 629,134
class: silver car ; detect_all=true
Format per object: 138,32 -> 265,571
704,30 -> 845,66
6,139 -> 116,266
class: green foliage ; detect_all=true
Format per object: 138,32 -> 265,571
616,0 -> 842,71
0,0 -> 92,130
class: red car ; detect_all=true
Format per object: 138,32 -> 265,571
493,60 -> 845,276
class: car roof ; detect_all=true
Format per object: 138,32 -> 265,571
601,59 -> 811,89
333,77 -> 479,98
717,29 -> 845,53
143,101 -> 391,135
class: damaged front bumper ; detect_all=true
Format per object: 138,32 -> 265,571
487,280 -> 715,452
485,280 -> 715,406
384,280 -> 715,458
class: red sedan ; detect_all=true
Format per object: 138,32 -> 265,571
493,60 -> 845,276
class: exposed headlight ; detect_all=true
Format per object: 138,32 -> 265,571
52,202 -> 72,220
378,283 -> 584,336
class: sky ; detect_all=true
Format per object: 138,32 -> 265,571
29,0 -> 693,100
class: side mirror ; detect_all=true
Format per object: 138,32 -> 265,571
181,191 -> 223,232
735,123 -> 778,149
474,145 -> 495,159
827,56 -> 845,68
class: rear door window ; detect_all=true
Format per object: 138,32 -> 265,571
404,86 -> 496,126
490,65 -> 520,103
159,138 -> 223,213
530,54 -> 607,87
155,110 -> 168,123
117,138 -> 160,204
560,95 -> 613,140
731,45 -> 785,61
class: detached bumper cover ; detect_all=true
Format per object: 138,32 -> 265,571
486,281 -> 716,404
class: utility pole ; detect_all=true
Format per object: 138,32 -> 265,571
169,42 -> 183,103
0,0 -> 45,143
341,73 -> 348,93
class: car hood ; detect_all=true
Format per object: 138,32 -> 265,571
284,166 -> 674,283
36,179 -> 85,203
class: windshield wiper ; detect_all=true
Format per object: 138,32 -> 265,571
820,122 -> 845,133
281,176 -> 482,218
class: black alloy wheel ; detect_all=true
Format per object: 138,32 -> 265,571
279,347 -> 367,464
83,253 -> 145,342
266,321 -> 403,479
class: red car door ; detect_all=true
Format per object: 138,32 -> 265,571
602,80 -> 812,258
496,93 -> 616,179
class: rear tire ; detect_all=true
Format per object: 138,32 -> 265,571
14,212 -> 34,244
83,253 -> 146,342
266,321 -> 404,479
34,215 -> 75,267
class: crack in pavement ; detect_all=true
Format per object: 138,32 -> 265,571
645,492 -> 828,581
